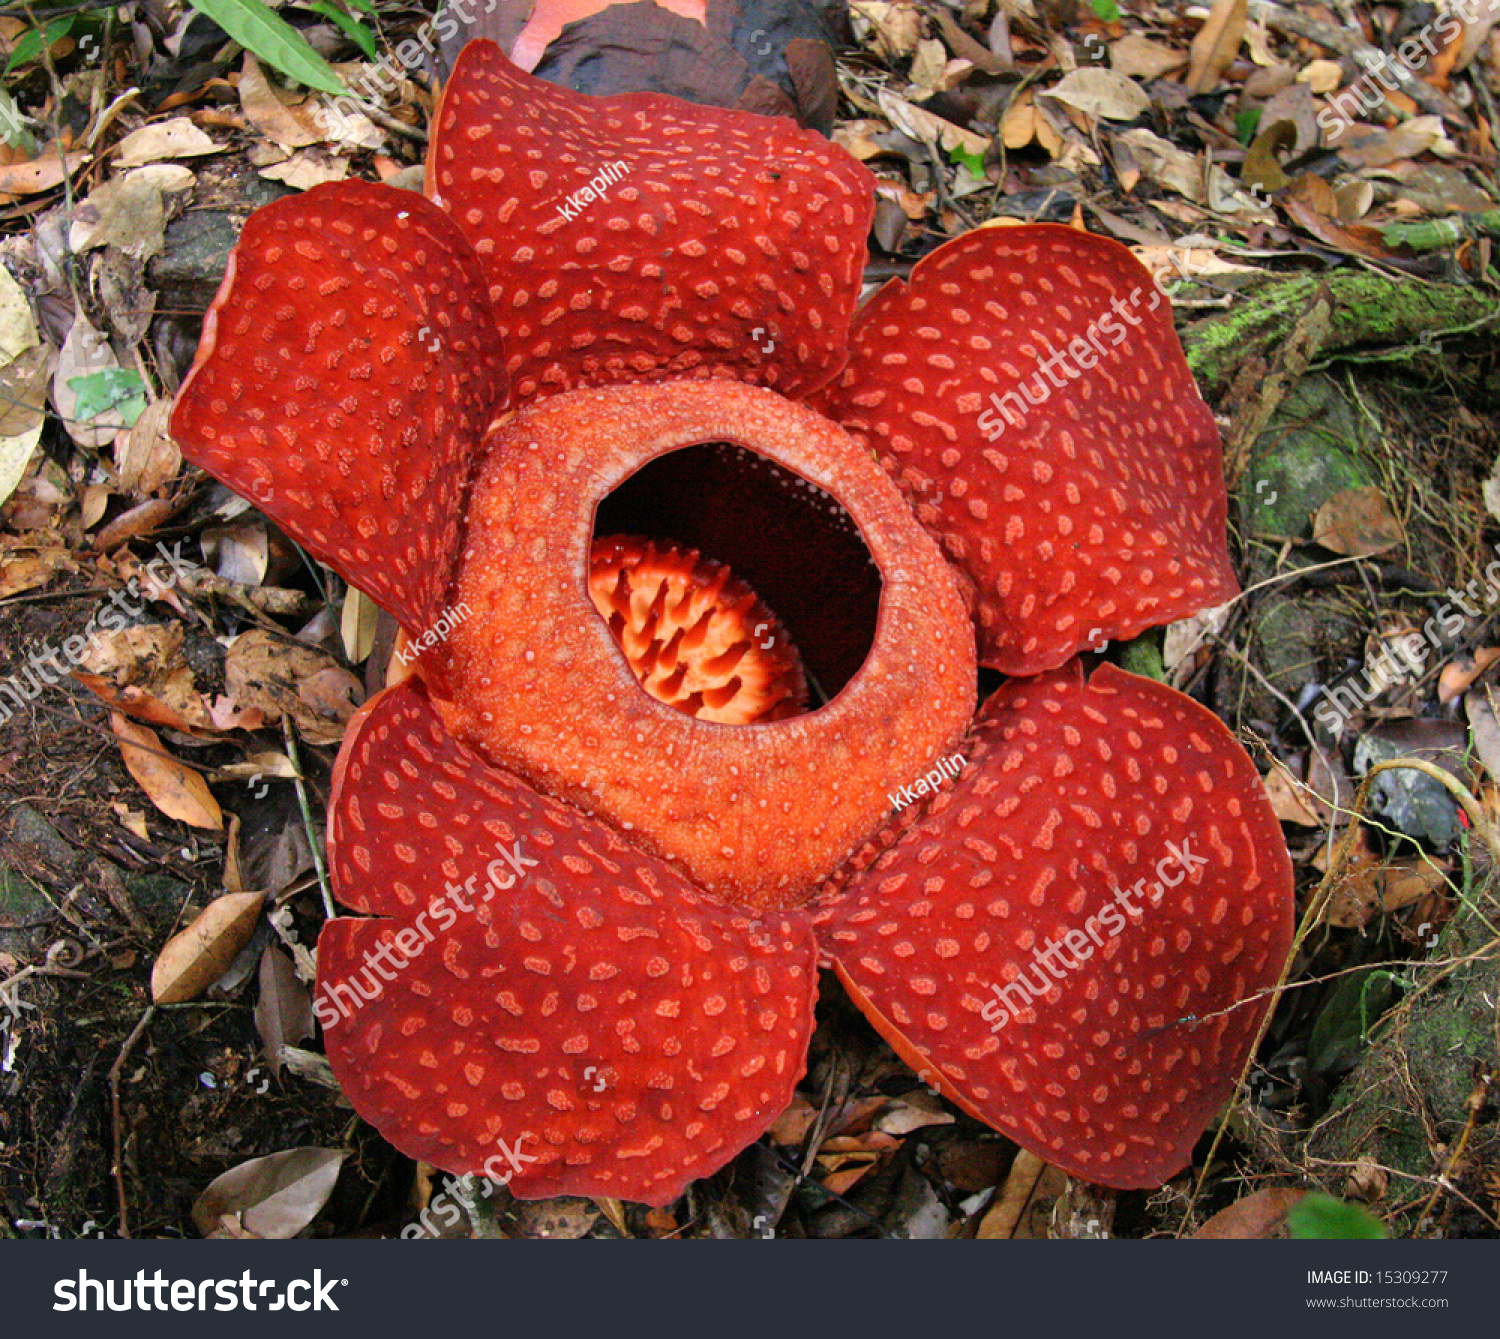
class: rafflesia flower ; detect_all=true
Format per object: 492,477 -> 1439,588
170,41 -> 1294,1206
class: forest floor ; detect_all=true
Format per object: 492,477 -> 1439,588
1,0 -> 1498,1240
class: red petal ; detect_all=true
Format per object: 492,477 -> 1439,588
816,663 -> 1293,1188
811,225 -> 1238,675
321,680 -> 819,1206
425,40 -> 873,403
170,182 -> 505,634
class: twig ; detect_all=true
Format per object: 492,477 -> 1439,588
108,1004 -> 155,1239
282,716 -> 334,920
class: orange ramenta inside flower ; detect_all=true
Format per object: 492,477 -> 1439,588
587,535 -> 807,725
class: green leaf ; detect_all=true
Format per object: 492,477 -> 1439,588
947,143 -> 986,178
68,369 -> 148,428
1235,107 -> 1263,145
1288,1194 -> 1388,1240
1090,0 -> 1122,21
186,0 -> 346,94
307,1 -> 378,61
4,15 -> 75,76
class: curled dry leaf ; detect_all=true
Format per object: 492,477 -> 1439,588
224,628 -> 364,746
150,890 -> 264,1004
238,54 -> 325,150
110,711 -> 223,829
116,398 -> 181,496
192,1147 -> 344,1239
254,944 -> 315,1075
1312,486 -> 1404,557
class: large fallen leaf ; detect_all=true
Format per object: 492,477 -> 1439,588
150,890 -> 264,1004
67,166 -> 194,259
876,85 -> 990,156
113,118 -> 222,167
51,317 -> 127,448
1194,1188 -> 1306,1238
111,711 -> 223,828
1041,68 -> 1149,122
192,1148 -> 344,1239
0,149 -> 89,198
238,53 -> 324,149
0,422 -> 41,508
1186,0 -> 1247,93
1110,33 -> 1188,81
1312,486 -> 1404,556
254,944 -> 314,1075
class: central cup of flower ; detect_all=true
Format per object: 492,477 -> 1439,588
426,380 -> 978,912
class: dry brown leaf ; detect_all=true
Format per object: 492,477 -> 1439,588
1312,486 -> 1404,557
1109,34 -> 1187,81
150,890 -> 264,1004
51,316 -> 125,449
223,628 -> 364,746
0,149 -> 90,199
1439,649 -> 1500,704
977,1149 -> 1066,1239
1263,759 -> 1325,826
1186,0 -> 1247,93
876,86 -> 990,156
1193,1188 -> 1305,1238
238,55 -> 325,149
116,398 -> 181,496
1041,68 -> 1150,122
258,147 -> 350,190
1465,689 -> 1500,784
114,118 -> 222,167
192,1147 -> 344,1239
111,711 -> 223,829
254,945 -> 314,1075
1297,58 -> 1343,94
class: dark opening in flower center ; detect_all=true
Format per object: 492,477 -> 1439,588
587,535 -> 808,725
590,442 -> 882,708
